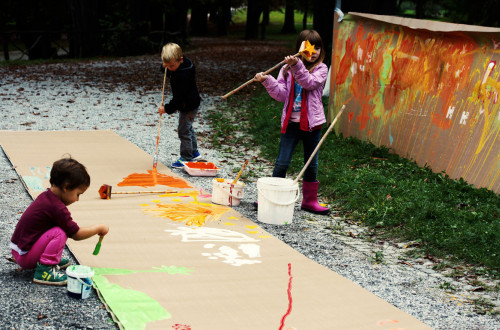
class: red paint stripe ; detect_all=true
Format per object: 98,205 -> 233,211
278,263 -> 293,330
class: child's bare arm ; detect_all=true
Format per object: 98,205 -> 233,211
72,224 -> 109,241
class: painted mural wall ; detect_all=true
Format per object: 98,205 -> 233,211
329,13 -> 500,194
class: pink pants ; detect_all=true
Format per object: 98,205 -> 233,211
11,227 -> 68,269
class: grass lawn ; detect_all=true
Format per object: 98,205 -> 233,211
210,89 -> 500,277
229,7 -> 314,44
211,6 -> 500,281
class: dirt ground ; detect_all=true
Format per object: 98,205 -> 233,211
4,37 -> 293,98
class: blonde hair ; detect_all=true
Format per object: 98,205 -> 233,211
161,43 -> 183,62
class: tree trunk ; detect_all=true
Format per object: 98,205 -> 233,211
245,0 -> 263,39
2,33 -> 10,60
190,1 -> 209,36
415,0 -> 426,18
15,0 -> 59,59
312,0 -> 334,65
372,0 -> 399,15
260,3 -> 269,40
281,0 -> 296,34
216,0 -> 231,36
130,0 -> 149,37
67,0 -> 101,58
303,1 -> 308,30
164,2 -> 188,44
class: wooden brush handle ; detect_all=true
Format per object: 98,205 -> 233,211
161,67 -> 167,104
221,52 -> 300,99
154,68 -> 168,169
232,159 -> 249,184
113,190 -> 178,195
293,105 -> 346,185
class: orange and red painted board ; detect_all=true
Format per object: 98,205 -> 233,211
329,13 -> 500,194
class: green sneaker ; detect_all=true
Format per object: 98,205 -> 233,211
58,258 -> 70,270
33,262 -> 67,286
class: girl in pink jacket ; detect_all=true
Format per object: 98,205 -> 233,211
255,29 -> 330,215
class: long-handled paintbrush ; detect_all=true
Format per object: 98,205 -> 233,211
221,40 -> 316,99
98,184 -> 179,199
93,236 -> 104,255
232,159 -> 249,184
293,105 -> 346,185
153,67 -> 168,169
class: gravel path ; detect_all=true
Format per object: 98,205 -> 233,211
1,38 -> 499,329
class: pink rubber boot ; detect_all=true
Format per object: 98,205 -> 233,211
301,181 -> 330,215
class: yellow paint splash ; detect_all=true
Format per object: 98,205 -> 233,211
224,222 -> 236,226
143,202 -> 230,227
159,191 -> 200,202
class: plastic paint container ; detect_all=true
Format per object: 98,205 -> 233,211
184,162 -> 219,176
66,265 -> 94,299
257,177 -> 299,225
212,178 -> 245,206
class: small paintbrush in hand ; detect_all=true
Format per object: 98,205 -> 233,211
93,236 -> 104,255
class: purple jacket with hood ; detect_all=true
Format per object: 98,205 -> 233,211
261,59 -> 328,131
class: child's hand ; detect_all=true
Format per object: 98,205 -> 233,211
72,224 -> 109,241
158,105 -> 166,115
98,224 -> 109,237
254,72 -> 268,82
284,55 -> 298,66
335,8 -> 344,22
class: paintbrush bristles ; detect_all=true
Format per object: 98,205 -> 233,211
98,184 -> 112,199
92,236 -> 104,255
298,40 -> 316,61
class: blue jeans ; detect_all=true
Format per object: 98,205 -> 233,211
272,122 -> 321,182
178,108 -> 199,160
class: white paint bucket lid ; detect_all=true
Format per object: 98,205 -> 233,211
66,265 -> 94,278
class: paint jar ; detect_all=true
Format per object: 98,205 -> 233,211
66,265 -> 94,299
212,178 -> 245,206
257,177 -> 299,225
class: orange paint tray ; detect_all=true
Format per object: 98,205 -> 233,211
183,162 -> 220,177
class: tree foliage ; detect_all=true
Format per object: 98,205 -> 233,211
1,0 -> 499,60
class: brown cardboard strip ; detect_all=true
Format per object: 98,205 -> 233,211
1,130 -> 431,329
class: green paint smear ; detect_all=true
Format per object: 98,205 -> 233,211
93,266 -> 192,330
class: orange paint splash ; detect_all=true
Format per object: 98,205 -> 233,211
376,319 -> 399,326
184,162 -> 219,170
143,202 -> 230,227
117,169 -> 191,188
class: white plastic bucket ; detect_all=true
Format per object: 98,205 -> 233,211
257,177 -> 300,225
212,179 -> 245,206
66,265 -> 94,299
